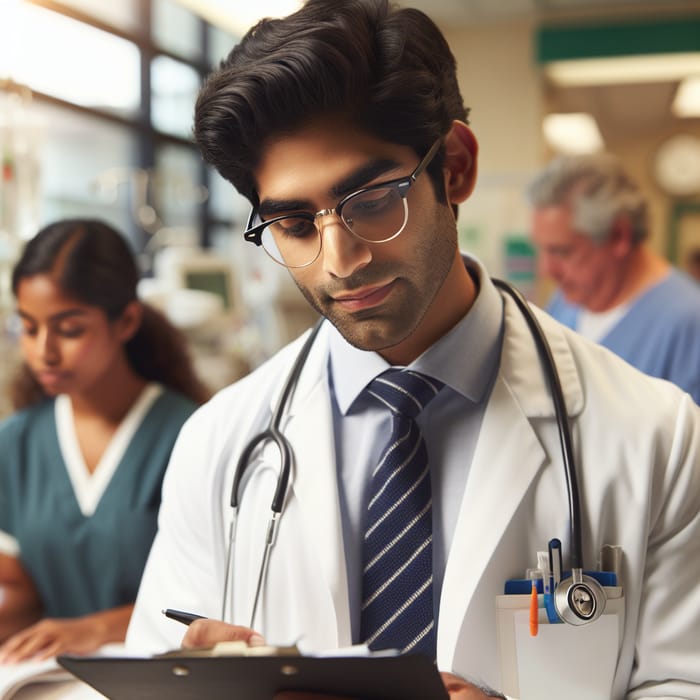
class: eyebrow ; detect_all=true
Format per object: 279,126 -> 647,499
331,158 -> 402,198
258,157 -> 402,218
17,308 -> 88,324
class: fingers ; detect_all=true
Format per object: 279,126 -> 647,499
0,620 -> 60,663
0,617 -> 102,663
440,672 -> 498,700
181,619 -> 266,649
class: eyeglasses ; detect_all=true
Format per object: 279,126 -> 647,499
243,138 -> 443,268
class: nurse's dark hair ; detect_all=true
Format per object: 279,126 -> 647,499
194,0 -> 469,205
10,218 -> 211,409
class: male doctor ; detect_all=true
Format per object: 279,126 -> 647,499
127,1 -> 700,698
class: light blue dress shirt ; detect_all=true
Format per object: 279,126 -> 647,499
327,258 -> 505,641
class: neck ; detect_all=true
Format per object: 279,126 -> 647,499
591,245 -> 670,312
70,364 -> 148,425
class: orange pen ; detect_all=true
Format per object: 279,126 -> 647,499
529,579 -> 539,637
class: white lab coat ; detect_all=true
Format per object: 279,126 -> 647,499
128,289 -> 700,699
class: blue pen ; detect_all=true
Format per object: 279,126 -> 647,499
544,538 -> 563,624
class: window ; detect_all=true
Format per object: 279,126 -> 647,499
37,103 -> 138,235
151,56 -> 201,139
154,144 -> 206,231
0,0 -> 241,253
153,0 -> 205,62
6,4 -> 140,116
56,0 -> 141,32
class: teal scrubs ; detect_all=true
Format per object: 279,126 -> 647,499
0,387 -> 197,617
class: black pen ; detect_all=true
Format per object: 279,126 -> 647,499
162,608 -> 207,626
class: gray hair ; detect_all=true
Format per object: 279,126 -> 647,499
526,153 -> 648,244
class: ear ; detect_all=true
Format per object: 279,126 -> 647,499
114,300 -> 143,343
443,120 -> 478,204
608,216 -> 635,257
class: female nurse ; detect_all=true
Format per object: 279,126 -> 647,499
0,219 -> 211,662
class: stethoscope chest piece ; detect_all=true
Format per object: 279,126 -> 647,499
554,569 -> 607,626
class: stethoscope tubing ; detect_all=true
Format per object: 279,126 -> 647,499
491,279 -> 583,571
222,320 -> 324,623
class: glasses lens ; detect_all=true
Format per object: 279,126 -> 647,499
341,186 -> 408,242
260,216 -> 321,267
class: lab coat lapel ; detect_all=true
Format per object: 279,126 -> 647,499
437,293 -> 584,665
277,324 -> 352,647
437,374 -> 546,664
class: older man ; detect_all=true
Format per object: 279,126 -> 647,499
528,152 -> 700,403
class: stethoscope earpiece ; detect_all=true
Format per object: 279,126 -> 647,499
554,569 -> 607,626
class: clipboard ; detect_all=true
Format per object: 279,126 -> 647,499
57,653 -> 448,700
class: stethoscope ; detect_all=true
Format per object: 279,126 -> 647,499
222,278 -> 607,629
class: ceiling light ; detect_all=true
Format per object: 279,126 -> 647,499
545,53 -> 700,87
543,113 -> 604,155
672,75 -> 700,117
173,0 -> 303,36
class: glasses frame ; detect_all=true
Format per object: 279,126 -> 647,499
243,137 -> 443,268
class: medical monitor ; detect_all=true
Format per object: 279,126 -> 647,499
153,247 -> 238,313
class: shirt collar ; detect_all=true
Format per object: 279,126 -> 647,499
329,255 -> 504,415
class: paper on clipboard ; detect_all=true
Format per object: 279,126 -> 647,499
0,645 -> 125,700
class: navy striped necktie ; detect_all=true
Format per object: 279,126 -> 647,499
359,369 -> 444,659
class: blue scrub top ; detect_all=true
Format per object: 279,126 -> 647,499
547,269 -> 700,404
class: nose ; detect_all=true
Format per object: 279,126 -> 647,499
37,329 -> 60,366
318,213 -> 371,278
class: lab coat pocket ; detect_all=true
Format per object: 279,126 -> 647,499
496,589 -> 624,700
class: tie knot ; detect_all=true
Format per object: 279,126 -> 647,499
367,369 -> 444,419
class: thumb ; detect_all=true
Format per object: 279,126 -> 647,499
181,619 -> 265,649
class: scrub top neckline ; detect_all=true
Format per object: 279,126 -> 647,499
55,383 -> 163,517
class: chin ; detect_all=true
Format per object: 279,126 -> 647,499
561,289 -> 583,306
341,329 -> 402,353
339,319 -> 417,357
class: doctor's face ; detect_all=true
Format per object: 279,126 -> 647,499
252,121 -> 466,364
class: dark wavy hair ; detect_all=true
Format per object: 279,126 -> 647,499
194,0 -> 469,205
10,218 -> 211,409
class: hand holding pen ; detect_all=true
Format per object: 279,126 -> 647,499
162,608 -> 266,648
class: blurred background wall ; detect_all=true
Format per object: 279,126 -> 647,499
1,0 -> 700,414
